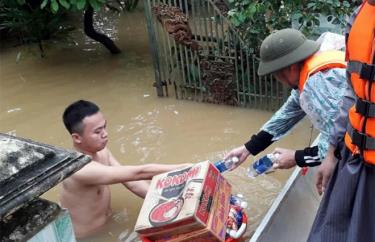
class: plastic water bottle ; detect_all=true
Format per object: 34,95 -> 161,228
230,194 -> 248,208
247,153 -> 279,178
214,156 -> 239,173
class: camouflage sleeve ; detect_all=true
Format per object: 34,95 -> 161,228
261,89 -> 306,141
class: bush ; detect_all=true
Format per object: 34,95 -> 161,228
227,0 -> 361,54
0,0 -> 73,55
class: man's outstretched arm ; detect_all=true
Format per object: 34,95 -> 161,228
72,159 -> 191,186
107,151 -> 150,198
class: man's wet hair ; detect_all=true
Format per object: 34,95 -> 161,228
63,100 -> 99,134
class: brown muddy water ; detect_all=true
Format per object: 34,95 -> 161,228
0,7 -> 317,242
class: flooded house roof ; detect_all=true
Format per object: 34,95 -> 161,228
0,133 -> 91,219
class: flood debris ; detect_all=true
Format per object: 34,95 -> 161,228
200,59 -> 237,105
153,4 -> 199,50
213,0 -> 230,16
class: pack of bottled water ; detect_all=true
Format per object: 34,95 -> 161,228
247,153 -> 279,178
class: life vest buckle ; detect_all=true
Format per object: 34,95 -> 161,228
352,130 -> 367,149
350,126 -> 375,150
347,61 -> 375,81
359,63 -> 375,81
355,99 -> 375,118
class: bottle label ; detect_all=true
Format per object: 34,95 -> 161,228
214,157 -> 238,173
214,160 -> 228,173
253,156 -> 273,174
247,154 -> 275,177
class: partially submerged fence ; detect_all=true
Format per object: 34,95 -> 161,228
144,0 -> 289,110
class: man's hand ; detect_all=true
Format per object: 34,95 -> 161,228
224,145 -> 251,170
272,148 -> 296,169
315,145 -> 337,195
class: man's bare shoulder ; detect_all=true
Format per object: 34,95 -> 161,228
76,160 -> 105,172
66,160 -> 110,185
91,147 -> 112,165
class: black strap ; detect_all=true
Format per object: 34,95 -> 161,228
347,61 -> 375,81
348,124 -> 375,150
356,99 -> 375,118
295,146 -> 320,167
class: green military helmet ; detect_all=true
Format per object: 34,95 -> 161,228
257,28 -> 320,76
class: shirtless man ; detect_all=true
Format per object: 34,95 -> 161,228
60,100 -> 190,238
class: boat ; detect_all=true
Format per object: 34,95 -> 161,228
249,150 -> 321,242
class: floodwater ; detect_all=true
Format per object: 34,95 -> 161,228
0,6 -> 317,242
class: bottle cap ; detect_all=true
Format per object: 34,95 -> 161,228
232,156 -> 239,163
274,152 -> 280,158
240,201 -> 248,208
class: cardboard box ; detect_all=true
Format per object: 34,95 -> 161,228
154,175 -> 232,242
135,161 -> 220,240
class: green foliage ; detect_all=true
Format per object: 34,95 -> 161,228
37,0 -> 140,15
227,0 -> 361,54
0,0 -> 72,50
38,0 -> 107,13
0,0 -> 135,57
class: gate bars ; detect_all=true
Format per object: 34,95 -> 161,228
144,0 -> 289,110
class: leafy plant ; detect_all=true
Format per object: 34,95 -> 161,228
38,0 -> 140,13
0,0 -> 73,56
1,0 -> 133,56
39,0 -> 106,13
35,0 -> 140,54
227,0 -> 361,54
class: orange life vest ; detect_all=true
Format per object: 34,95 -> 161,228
298,50 -> 346,92
344,1 -> 375,164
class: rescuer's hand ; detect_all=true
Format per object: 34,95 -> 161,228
272,148 -> 296,169
315,145 -> 337,195
224,145 -> 250,171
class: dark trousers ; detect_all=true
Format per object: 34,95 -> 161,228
307,142 -> 375,242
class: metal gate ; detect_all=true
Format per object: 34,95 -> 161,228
144,0 -> 289,110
